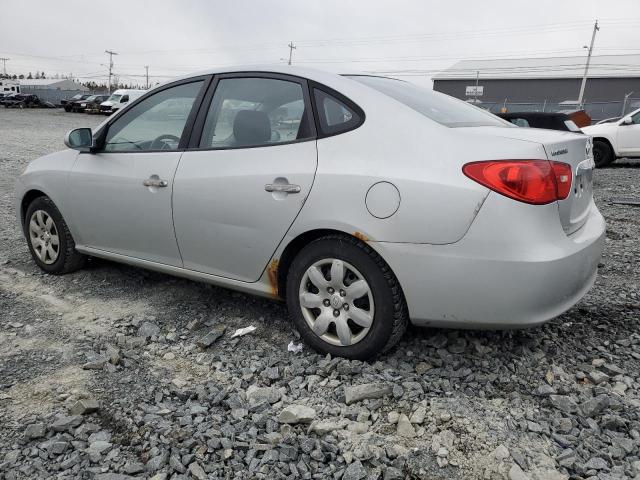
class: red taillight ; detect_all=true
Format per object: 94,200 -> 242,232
462,160 -> 572,205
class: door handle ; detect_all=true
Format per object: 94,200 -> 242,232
265,183 -> 301,193
143,178 -> 168,187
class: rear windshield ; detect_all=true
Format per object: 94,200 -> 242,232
348,75 -> 510,128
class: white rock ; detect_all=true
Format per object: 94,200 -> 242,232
396,414 -> 415,438
278,404 -> 316,424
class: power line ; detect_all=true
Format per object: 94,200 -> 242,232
0,57 -> 9,75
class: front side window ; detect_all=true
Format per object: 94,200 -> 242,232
349,75 -> 510,128
199,77 -> 312,148
104,81 -> 203,152
632,111 -> 640,125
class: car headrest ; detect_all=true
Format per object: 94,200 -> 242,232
233,110 -> 271,145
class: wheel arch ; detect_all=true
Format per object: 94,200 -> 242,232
274,228 -> 387,299
20,189 -> 49,227
592,136 -> 616,157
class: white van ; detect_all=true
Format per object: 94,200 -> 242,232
99,89 -> 146,115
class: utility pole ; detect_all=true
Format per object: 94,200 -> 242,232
105,50 -> 118,92
0,57 -> 9,76
144,65 -> 149,89
578,20 -> 599,108
287,42 -> 296,65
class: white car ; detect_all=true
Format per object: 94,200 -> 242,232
15,66 -> 605,359
582,108 -> 640,166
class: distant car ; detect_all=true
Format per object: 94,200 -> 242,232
99,89 -> 146,115
582,107 -> 640,167
497,112 -> 584,133
2,94 -> 41,108
71,94 -> 110,113
0,93 -> 20,106
15,66 -> 605,359
62,94 -> 92,112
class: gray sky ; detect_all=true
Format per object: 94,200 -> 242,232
1,0 -> 639,88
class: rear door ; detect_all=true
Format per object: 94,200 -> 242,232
172,74 -> 317,282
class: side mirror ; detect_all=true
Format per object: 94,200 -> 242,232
622,116 -> 633,125
64,128 -> 93,152
120,95 -> 129,103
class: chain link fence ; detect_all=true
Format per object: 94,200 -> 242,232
476,97 -> 640,123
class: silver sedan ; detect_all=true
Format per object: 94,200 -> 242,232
15,66 -> 605,359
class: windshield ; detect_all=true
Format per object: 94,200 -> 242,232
348,75 -> 510,128
85,95 -> 97,102
107,94 -> 122,103
71,94 -> 83,100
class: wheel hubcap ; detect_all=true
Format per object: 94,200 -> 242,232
299,258 -> 374,347
28,210 -> 60,265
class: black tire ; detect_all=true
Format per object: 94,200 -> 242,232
24,196 -> 86,274
64,106 -> 72,112
286,234 -> 408,360
593,140 -> 615,168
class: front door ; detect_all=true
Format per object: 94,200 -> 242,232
68,79 -> 206,266
618,110 -> 640,157
173,75 -> 318,282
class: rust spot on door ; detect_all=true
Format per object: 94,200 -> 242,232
267,259 -> 280,296
353,231 -> 370,242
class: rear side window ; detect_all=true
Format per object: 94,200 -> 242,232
313,89 -> 362,136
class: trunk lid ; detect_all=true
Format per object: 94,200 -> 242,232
461,127 -> 594,234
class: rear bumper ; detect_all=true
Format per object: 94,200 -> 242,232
375,194 -> 605,328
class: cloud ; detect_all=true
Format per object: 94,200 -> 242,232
0,0 -> 638,88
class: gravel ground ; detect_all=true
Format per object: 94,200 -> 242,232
0,109 -> 639,480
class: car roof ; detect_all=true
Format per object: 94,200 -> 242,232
163,64 -> 386,92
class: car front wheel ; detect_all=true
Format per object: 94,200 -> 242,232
24,196 -> 86,274
286,234 -> 408,360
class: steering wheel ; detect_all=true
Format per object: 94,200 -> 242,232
150,134 -> 181,150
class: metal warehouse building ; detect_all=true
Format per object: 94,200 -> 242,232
18,78 -> 89,105
433,54 -> 640,121
19,78 -> 89,91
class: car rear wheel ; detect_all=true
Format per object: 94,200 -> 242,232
24,196 -> 86,274
286,234 -> 408,359
593,140 -> 615,168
